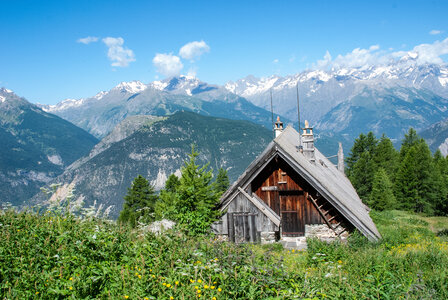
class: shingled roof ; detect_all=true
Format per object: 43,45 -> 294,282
221,126 -> 381,241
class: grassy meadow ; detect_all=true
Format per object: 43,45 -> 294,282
1,209 -> 447,299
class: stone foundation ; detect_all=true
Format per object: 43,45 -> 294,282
305,224 -> 349,242
260,231 -> 277,244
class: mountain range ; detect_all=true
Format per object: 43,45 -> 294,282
227,61 -> 448,144
3,58 -> 448,210
0,88 -> 98,206
32,112 -> 273,218
40,76 -> 294,139
41,60 -> 448,148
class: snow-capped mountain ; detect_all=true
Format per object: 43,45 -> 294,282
39,76 -> 290,138
225,62 -> 448,126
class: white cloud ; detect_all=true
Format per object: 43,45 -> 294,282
315,38 -> 448,70
273,59 -> 279,64
317,44 -> 383,69
405,38 -> 448,64
102,37 -> 135,67
153,53 -> 183,77
430,29 -> 442,35
77,36 -> 99,44
179,40 -> 210,60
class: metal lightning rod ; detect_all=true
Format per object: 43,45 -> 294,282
270,88 -> 274,139
297,82 -> 302,149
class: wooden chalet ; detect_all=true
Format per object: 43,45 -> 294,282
213,118 -> 381,244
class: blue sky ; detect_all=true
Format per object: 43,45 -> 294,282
1,0 -> 447,104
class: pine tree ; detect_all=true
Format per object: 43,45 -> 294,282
119,175 -> 158,227
369,168 -> 396,211
395,146 -> 419,211
155,174 -> 180,220
175,146 -> 221,235
433,149 -> 448,215
395,143 -> 436,213
373,134 -> 399,182
346,132 -> 378,178
348,151 -> 376,203
214,167 -> 230,196
399,128 -> 424,161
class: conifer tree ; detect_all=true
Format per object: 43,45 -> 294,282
394,146 -> 419,211
349,151 -> 376,203
399,128 -> 424,161
119,175 -> 158,227
346,132 -> 378,179
155,174 -> 180,220
369,168 -> 396,211
215,167 -> 230,196
433,149 -> 448,215
395,142 -> 436,213
175,146 -> 220,235
373,134 -> 399,181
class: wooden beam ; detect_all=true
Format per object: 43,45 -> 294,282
328,215 -> 336,222
308,195 -> 335,232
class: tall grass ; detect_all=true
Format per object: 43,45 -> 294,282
1,209 -> 447,299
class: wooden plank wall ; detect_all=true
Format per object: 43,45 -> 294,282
218,193 -> 278,236
252,158 -> 327,228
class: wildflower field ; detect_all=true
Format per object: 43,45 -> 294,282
1,209 -> 447,299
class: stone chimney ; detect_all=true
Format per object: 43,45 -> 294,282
274,116 -> 283,138
337,142 -> 344,174
301,120 -> 315,163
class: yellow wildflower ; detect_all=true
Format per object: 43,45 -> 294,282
190,279 -> 195,283
166,284 -> 171,288
175,281 -> 179,285
152,275 -> 156,278
212,298 -> 216,300
198,279 -> 202,283
170,297 -> 174,300
211,286 -> 215,289
195,286 -> 199,289
197,289 -> 201,293
204,285 -> 209,289
138,275 -> 142,279
218,288 -> 222,292
124,296 -> 129,299
213,281 -> 217,284
69,277 -> 73,281
338,260 -> 343,264
36,292 -> 39,295
69,286 -> 73,290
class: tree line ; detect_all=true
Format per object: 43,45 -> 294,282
346,128 -> 448,215
118,146 -> 229,234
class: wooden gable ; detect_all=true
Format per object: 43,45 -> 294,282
250,155 -> 351,237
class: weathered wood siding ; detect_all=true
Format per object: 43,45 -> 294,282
216,193 -> 278,238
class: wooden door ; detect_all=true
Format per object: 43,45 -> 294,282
280,193 -> 304,236
227,213 -> 258,243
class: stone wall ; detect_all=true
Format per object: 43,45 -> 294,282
305,224 -> 349,242
260,231 -> 277,244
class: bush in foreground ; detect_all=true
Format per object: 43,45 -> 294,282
1,209 -> 447,299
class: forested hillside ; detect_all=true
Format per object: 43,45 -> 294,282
346,128 -> 448,216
